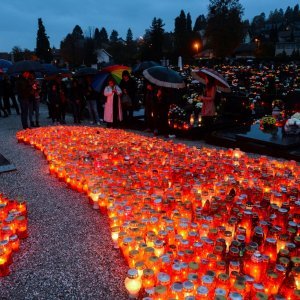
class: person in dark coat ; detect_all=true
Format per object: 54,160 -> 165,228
70,79 -> 84,124
16,72 -> 33,129
119,70 -> 137,125
48,81 -> 61,124
153,87 -> 170,136
143,81 -> 156,132
0,75 -> 9,117
86,78 -> 101,125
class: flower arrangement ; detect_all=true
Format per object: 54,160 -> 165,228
260,116 -> 276,130
168,104 -> 187,120
168,104 -> 189,130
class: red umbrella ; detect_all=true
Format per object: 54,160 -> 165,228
191,68 -> 231,93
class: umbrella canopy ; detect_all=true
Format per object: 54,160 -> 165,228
132,61 -> 160,74
42,63 -> 59,75
143,66 -> 185,89
191,68 -> 231,93
0,59 -> 12,72
7,60 -> 44,75
43,65 -> 72,80
74,67 -> 98,77
92,65 -> 131,92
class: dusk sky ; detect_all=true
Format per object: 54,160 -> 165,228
0,0 -> 299,52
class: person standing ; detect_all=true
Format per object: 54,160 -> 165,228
5,76 -> 20,115
29,76 -> 41,127
48,81 -> 61,125
0,74 -> 9,117
70,79 -> 84,124
16,72 -> 33,129
143,81 -> 156,132
119,70 -> 137,125
153,87 -> 170,137
86,78 -> 101,125
103,78 -> 122,128
199,76 -> 217,127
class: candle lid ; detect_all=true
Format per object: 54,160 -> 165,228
129,249 -> 139,258
188,273 -> 198,282
218,273 -> 229,282
148,255 -> 159,263
171,282 -> 183,292
172,263 -> 181,272
188,262 -> 199,270
215,296 -> 226,300
291,257 -> 300,266
160,254 -> 170,263
182,280 -> 194,291
266,270 -> 278,279
215,287 -> 227,296
9,234 -> 18,242
127,268 -> 138,279
135,261 -> 145,270
142,268 -> 154,278
254,292 -> 268,300
154,285 -> 167,294
229,292 -> 243,300
196,286 -> 209,295
202,275 -> 213,284
157,272 -> 170,284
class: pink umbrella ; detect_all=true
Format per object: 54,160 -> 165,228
191,68 -> 231,93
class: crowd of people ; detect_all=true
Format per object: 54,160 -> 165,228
1,61 -> 299,136
0,69 -> 176,137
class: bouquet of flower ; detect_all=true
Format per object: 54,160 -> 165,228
168,104 -> 187,120
260,116 -> 276,129
183,93 -> 203,112
168,104 -> 189,129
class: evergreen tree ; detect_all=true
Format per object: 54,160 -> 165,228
126,28 -> 133,43
94,28 -> 101,48
36,18 -> 52,62
12,46 -> 25,62
186,13 -> 192,32
149,18 -> 165,61
72,25 -> 84,39
83,37 -> 97,66
293,5 -> 300,22
206,0 -> 244,58
174,10 -> 187,56
251,13 -> 266,34
193,15 -> 207,32
99,27 -> 109,45
60,25 -> 85,68
110,30 -> 119,42
269,9 -> 284,24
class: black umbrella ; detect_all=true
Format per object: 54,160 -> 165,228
132,61 -> 160,74
7,60 -> 44,75
74,67 -> 98,77
143,66 -> 185,89
0,59 -> 12,72
42,63 -> 60,75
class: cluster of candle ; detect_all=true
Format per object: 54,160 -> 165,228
0,193 -> 28,276
16,126 -> 300,299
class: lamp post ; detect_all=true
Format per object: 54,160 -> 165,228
194,42 -> 199,54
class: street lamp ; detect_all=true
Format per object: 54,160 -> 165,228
254,38 -> 260,49
194,42 -> 200,53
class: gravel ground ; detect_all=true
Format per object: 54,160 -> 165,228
0,105 -> 290,300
